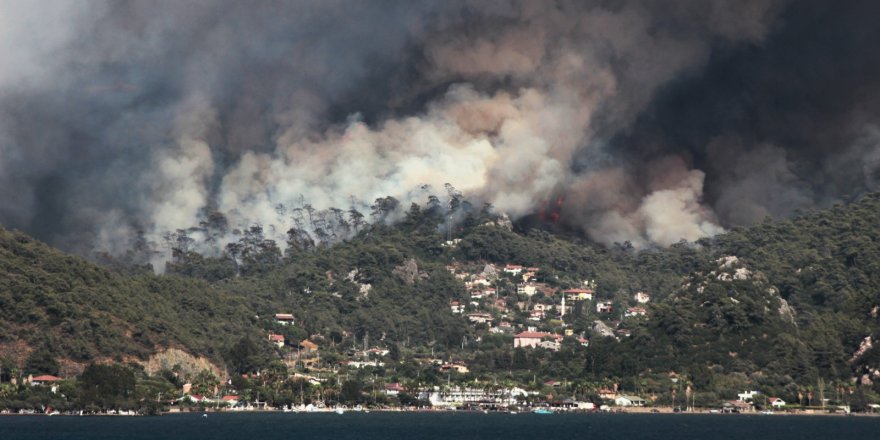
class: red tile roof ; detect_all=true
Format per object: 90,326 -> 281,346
32,375 -> 62,382
385,383 -> 405,391
515,331 -> 551,339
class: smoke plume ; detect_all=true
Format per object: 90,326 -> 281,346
1,0 -> 879,262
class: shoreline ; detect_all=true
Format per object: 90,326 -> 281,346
5,406 -> 877,417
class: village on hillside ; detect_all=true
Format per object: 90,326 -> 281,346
107,261 -> 826,415
2,254 -> 860,416
245,261 -> 661,412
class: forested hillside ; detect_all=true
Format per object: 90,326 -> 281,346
3,192 -> 880,406
0,227 -> 258,371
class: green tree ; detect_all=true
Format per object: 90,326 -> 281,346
24,346 -> 59,376
340,380 -> 364,404
78,363 -> 136,409
226,336 -> 271,375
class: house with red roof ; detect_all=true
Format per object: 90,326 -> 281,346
274,313 -> 295,325
625,306 -> 647,317
450,300 -> 465,314
528,309 -> 545,321
268,333 -> 285,348
182,394 -> 205,403
384,383 -> 405,396
30,375 -> 62,386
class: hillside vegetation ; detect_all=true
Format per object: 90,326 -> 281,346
0,227 -> 258,369
2,192 -> 880,408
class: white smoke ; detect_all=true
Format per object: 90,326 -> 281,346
639,170 -> 725,246
136,0 -> 785,256
0,1 -> 791,260
0,0 -> 97,89
152,95 -> 217,235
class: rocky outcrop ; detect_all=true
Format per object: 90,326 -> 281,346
777,296 -> 796,325
393,258 -> 428,285
592,320 -> 616,338
140,348 -> 224,380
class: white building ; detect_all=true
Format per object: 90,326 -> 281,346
450,301 -> 464,314
737,390 -> 761,402
418,386 -> 527,407
467,313 -> 493,324
466,278 -> 491,288
384,383 -> 404,396
342,360 -> 384,369
614,395 -> 647,407
517,283 -> 537,296
274,313 -> 295,325
625,307 -> 647,317
503,265 -> 523,276
268,333 -> 285,348
564,289 -> 594,301
514,331 -> 562,349
538,340 -> 561,351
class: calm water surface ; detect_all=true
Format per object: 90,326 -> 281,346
1,412 -> 878,440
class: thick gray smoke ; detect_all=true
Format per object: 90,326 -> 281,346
1,0 -> 878,262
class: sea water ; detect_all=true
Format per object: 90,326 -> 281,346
1,412 -> 878,440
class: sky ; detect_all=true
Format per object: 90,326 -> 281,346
1,0 -> 879,262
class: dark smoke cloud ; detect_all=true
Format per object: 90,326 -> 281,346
603,0 -> 880,229
0,0 -> 878,261
0,0 -> 437,254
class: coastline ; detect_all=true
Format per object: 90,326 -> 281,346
5,405 -> 876,417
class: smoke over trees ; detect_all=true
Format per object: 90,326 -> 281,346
1,0 -> 879,262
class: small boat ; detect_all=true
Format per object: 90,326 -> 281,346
202,414 -> 208,418
533,408 -> 554,414
335,408 -> 345,415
